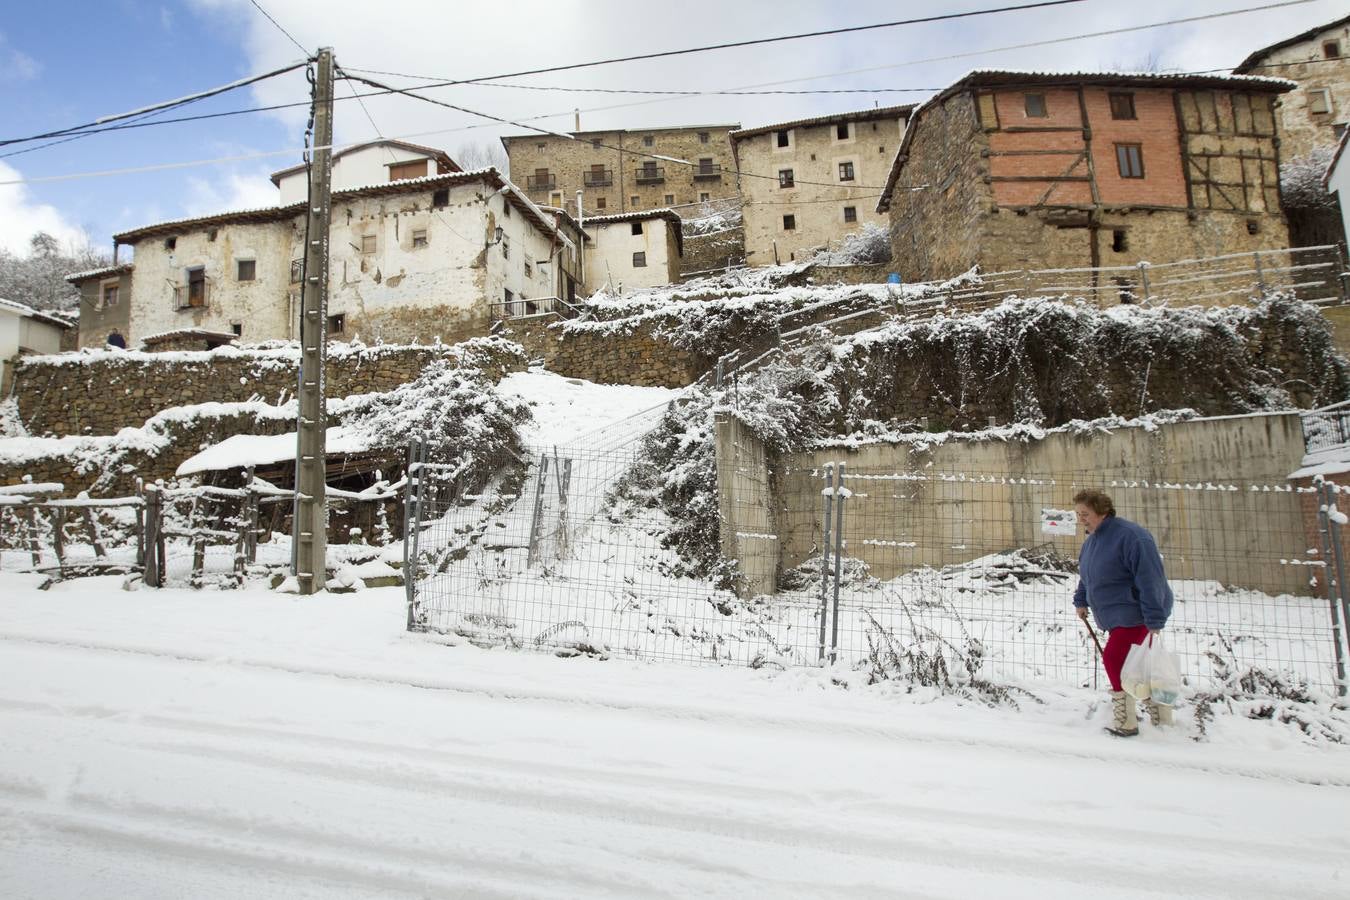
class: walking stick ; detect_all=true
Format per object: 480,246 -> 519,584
1082,616 -> 1105,691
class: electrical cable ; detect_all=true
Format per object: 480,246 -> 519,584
248,0 -> 312,57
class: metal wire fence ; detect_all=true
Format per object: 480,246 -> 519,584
405,436 -> 1350,696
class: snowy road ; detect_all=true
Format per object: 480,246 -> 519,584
2,577 -> 1348,898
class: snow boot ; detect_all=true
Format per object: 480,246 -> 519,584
1106,690 -> 1139,737
1143,699 -> 1174,727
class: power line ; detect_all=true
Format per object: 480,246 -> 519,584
0,60 -> 310,148
342,71 -> 947,96
248,0 -> 311,57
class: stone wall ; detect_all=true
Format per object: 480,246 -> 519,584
503,318 -> 708,388
679,226 -> 745,279
1245,25 -> 1350,164
774,411 -> 1311,596
10,340 -> 524,437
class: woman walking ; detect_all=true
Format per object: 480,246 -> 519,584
1072,489 -> 1174,736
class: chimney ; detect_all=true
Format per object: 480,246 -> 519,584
575,109 -> 581,132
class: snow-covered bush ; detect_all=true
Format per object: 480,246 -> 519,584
812,223 -> 892,266
681,200 -> 743,236
1280,146 -> 1339,212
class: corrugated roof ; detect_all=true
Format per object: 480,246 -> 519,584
1233,14 -> 1350,73
729,104 -> 917,144
64,262 -> 134,284
113,168 -> 574,247
269,139 -> 460,185
876,69 -> 1297,213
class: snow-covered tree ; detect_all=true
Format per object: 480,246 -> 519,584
0,231 -> 109,311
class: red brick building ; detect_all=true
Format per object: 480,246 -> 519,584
878,71 -> 1297,292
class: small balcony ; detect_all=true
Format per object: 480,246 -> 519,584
634,166 -> 665,185
584,168 -> 613,187
526,173 -> 557,192
174,280 -> 209,310
692,164 -> 723,181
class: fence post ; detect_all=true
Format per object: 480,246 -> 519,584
1137,261 -> 1151,303
526,453 -> 551,568
818,463 -> 835,663
134,478 -> 145,567
81,505 -> 106,558
403,439 -> 422,631
23,504 -> 41,569
142,484 -> 162,587
1312,483 -> 1344,696
51,506 -> 65,577
1253,251 -> 1266,296
245,467 -> 259,563
1337,242 -> 1349,303
829,462 -> 847,663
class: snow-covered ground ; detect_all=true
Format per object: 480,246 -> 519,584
2,573 -> 1348,899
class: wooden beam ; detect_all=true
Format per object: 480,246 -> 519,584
985,149 -> 1087,156
988,174 -> 1092,182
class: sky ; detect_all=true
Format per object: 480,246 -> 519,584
0,0 -> 1344,257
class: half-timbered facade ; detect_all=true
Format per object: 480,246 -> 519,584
878,71 -> 1296,294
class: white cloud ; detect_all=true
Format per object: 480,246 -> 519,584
0,32 -> 40,82
182,167 -> 280,216
0,162 -> 90,255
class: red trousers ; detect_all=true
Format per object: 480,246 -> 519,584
1101,624 -> 1151,692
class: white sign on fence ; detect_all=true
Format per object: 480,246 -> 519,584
1041,508 -> 1078,536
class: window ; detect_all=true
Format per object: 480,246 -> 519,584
664,194 -> 675,205
776,129 -> 790,148
697,157 -> 714,173
411,228 -> 428,248
591,138 -> 601,148
207,229 -> 217,242
838,161 -> 855,182
231,323 -> 242,337
596,197 -> 607,209
361,234 -> 377,254
1309,89 -> 1332,115
699,192 -> 710,202
843,206 -> 857,223
1112,229 -> 1128,252
524,261 -> 533,278
1024,93 -> 1047,117
1115,143 -> 1144,178
186,267 -> 205,308
325,313 -> 345,335
432,188 -> 449,208
550,191 -> 563,207
503,201 -> 511,217
642,135 -> 654,147
1109,93 -> 1136,120
630,195 -> 640,205
535,142 -> 545,150
631,221 -> 643,235
778,168 -> 795,188
504,288 -> 514,304
836,122 -> 849,140
632,251 -> 647,267
388,160 -> 427,181
500,234 -> 510,259
783,214 -> 796,230
1246,218 -> 1261,235
236,259 -> 256,281
698,131 -> 710,143
1324,40 -> 1341,59
164,237 -> 177,251
101,283 -> 119,308
290,259 -> 303,283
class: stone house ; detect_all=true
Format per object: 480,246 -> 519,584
877,70 -> 1296,291
269,139 -> 461,205
578,209 -> 683,292
501,124 -> 739,216
65,262 -> 133,349
0,297 -> 72,391
69,168 -> 582,348
1233,15 -> 1350,167
730,105 -> 914,266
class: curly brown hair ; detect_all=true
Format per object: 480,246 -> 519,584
1073,489 -> 1116,517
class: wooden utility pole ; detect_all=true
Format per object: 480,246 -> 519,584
292,46 -> 333,595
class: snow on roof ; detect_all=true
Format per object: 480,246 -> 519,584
112,167 -> 573,247
1233,13 -> 1350,73
140,328 -> 239,347
64,263 -> 133,284
175,426 -> 375,476
0,297 -> 75,329
875,68 -> 1297,213
729,104 -> 917,143
499,123 -> 740,148
269,139 -> 460,184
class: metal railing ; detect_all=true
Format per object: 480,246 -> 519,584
635,166 -> 665,184
173,280 -> 209,310
525,174 -> 557,192
692,165 -> 723,180
1302,401 -> 1350,454
488,296 -> 583,322
583,169 -> 613,187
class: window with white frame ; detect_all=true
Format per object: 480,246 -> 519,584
1309,89 -> 1332,115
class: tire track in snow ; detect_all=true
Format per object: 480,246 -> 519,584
2,629 -> 1347,789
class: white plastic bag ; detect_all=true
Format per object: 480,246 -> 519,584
1120,636 -> 1181,705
